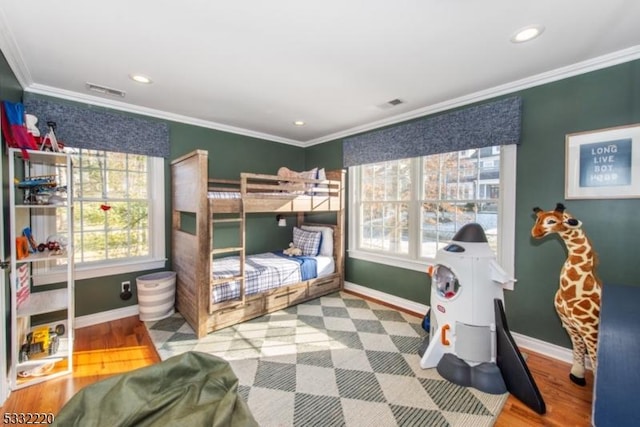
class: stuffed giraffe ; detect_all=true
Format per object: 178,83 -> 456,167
531,203 -> 601,386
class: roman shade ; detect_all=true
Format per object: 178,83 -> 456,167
23,94 -> 170,158
343,96 -> 522,167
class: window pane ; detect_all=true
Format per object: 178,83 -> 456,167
74,170 -> 104,199
358,158 -> 411,255
75,202 -> 108,231
128,171 -> 147,198
77,231 -> 107,263
360,202 -> 408,254
70,150 -> 152,265
107,170 -> 128,199
420,148 -> 500,258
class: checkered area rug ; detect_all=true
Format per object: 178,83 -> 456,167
145,292 -> 507,426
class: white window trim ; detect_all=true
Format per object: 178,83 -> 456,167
33,156 -> 166,285
348,145 -> 516,281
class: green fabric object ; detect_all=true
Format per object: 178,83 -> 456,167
53,351 -> 258,427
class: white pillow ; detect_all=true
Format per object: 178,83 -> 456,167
301,224 -> 334,257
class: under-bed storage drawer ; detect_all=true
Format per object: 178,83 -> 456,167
308,275 -> 341,299
210,297 -> 264,327
265,284 -> 307,311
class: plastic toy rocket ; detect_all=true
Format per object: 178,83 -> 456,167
419,223 -> 514,393
418,223 -> 546,413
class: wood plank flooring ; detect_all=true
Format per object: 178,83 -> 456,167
1,316 -> 594,426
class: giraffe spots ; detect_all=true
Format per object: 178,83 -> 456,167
566,267 -> 581,282
573,245 -> 588,255
568,255 -> 582,264
571,236 -> 586,245
580,263 -> 594,273
583,275 -> 596,290
560,285 -> 576,301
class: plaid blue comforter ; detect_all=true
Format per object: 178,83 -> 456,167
212,252 -> 318,303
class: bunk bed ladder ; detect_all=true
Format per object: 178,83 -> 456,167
209,213 -> 246,313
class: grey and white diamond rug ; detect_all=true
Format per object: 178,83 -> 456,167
145,292 -> 507,426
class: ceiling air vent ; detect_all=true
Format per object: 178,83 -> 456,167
86,82 -> 126,97
377,98 -> 405,110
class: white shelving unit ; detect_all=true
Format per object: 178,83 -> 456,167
8,148 -> 74,390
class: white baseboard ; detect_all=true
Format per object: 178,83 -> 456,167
344,281 -> 430,316
344,281 -> 576,365
74,305 -> 139,329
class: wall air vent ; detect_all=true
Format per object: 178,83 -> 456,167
86,82 -> 126,97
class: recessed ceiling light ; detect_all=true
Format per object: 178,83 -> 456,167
511,25 -> 545,43
293,120 -> 305,126
130,74 -> 152,84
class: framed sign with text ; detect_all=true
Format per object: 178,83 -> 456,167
565,124 -> 640,199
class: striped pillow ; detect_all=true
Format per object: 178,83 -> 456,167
293,227 -> 322,256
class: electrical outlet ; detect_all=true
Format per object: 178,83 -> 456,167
121,281 -> 131,292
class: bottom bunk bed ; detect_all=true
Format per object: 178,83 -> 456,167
173,223 -> 343,338
206,225 -> 343,332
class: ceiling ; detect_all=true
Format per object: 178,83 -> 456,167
1,1 -> 640,147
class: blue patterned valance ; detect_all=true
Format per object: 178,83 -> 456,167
343,96 -> 522,167
23,94 -> 170,158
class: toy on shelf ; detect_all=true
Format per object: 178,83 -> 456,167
531,203 -> 602,386
39,121 -> 64,152
16,175 -> 64,205
18,324 -> 66,378
16,236 -> 29,260
19,228 -> 68,257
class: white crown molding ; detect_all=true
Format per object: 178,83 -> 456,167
23,84 -> 306,147
306,45 -> 640,147
344,281 -> 584,367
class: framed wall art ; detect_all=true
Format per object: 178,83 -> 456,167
565,123 -> 640,199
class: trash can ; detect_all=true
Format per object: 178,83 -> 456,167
136,271 -> 176,321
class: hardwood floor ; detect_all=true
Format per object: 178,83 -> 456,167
1,317 -> 160,418
2,316 -> 593,426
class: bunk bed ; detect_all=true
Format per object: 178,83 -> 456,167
171,150 -> 345,338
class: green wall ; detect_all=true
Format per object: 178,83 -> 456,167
309,59 -> 640,349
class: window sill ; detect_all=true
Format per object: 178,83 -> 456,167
33,258 -> 168,286
347,249 -> 432,273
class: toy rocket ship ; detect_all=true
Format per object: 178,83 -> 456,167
419,223 -> 546,413
420,223 -> 512,393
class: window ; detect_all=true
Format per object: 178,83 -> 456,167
33,149 -> 166,285
349,145 -> 516,275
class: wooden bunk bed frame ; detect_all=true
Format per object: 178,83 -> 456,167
171,150 -> 345,338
